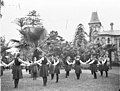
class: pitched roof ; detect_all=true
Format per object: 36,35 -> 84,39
89,12 -> 101,24
98,30 -> 120,36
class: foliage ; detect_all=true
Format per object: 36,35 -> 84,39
10,39 -> 29,50
13,10 -> 47,61
43,30 -> 65,56
62,42 -> 77,60
14,10 -> 47,48
103,44 -> 116,52
0,36 -> 5,46
12,11 -> 117,63
8,39 -> 31,61
0,36 -> 9,55
73,24 -> 88,48
14,17 -> 26,29
73,23 -> 88,61
85,42 -> 105,58
0,36 -> 12,63
0,0 -> 4,6
103,43 -> 116,63
14,10 -> 42,29
19,26 -> 47,47
26,10 -> 42,27
0,0 -> 4,17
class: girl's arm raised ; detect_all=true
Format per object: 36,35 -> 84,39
34,57 -> 44,64
37,62 -> 42,66
18,58 -> 30,65
85,59 -> 91,63
7,60 -> 15,66
0,63 -> 3,66
102,59 -> 107,64
72,60 -> 75,64
87,60 -> 94,64
97,61 -> 101,65
66,60 -> 72,65
54,59 -> 59,66
1,61 -> 8,67
47,58 -> 51,65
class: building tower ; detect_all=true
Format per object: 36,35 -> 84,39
88,12 -> 102,42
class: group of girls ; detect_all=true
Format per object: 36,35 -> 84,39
0,52 -> 110,89
64,54 -> 110,79
0,53 -> 30,88
0,53 -> 61,88
98,55 -> 110,77
83,54 -> 110,79
49,55 -> 60,83
64,55 -> 86,79
29,54 -> 61,85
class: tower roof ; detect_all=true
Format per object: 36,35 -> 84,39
89,12 -> 101,24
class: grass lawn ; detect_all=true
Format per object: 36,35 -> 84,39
1,68 -> 120,91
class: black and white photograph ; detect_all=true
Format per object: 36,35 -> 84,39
0,0 -> 120,91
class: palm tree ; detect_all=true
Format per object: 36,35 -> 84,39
14,10 -> 48,60
5,39 -> 31,62
19,26 -> 47,48
19,26 -> 48,60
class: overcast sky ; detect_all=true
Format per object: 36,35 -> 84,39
0,0 -> 120,42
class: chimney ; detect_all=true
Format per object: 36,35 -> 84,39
110,22 -> 114,30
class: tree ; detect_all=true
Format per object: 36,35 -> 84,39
0,0 -> 4,6
14,17 -> 26,30
44,30 -> 65,56
14,10 -> 47,48
5,39 -> 32,61
86,42 -> 104,58
0,36 -> 12,64
73,24 -> 88,48
26,10 -> 42,27
62,42 -> 77,60
19,26 -> 47,48
73,23 -> 88,60
13,10 -> 47,61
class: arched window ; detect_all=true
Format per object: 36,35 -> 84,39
107,38 -> 110,44
97,38 -> 99,41
96,38 -> 100,43
101,37 -> 106,44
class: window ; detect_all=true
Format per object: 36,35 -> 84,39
96,38 -> 100,44
97,38 -> 99,41
101,37 -> 106,44
107,38 -> 110,44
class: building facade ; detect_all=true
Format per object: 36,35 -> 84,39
98,23 -> 120,62
89,12 -> 120,62
88,12 -> 101,42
